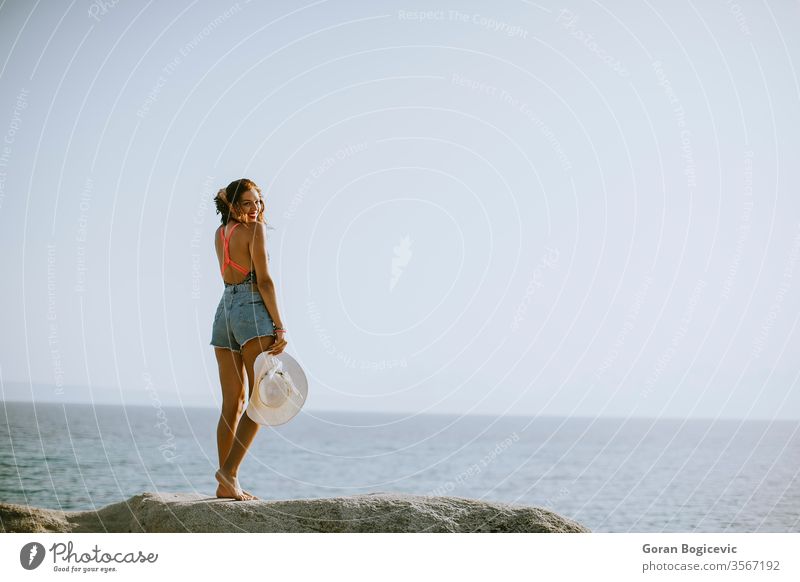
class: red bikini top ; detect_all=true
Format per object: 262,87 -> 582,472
219,223 -> 251,277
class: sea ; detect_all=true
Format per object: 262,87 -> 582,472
1,401 -> 797,533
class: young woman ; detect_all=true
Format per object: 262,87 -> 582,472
209,178 -> 287,501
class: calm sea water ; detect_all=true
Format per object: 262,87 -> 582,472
1,401 -> 797,532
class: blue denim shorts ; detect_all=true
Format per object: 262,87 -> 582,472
210,283 -> 275,353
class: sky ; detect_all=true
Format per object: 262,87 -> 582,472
0,0 -> 798,420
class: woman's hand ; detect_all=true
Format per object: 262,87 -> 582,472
268,330 -> 287,355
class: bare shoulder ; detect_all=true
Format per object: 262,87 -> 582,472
248,221 -> 267,239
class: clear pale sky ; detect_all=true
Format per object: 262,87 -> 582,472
0,0 -> 798,419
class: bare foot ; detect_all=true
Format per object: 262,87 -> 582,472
215,470 -> 257,501
241,489 -> 260,500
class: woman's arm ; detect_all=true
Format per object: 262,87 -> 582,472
250,223 -> 285,331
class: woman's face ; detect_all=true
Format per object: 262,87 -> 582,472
236,189 -> 263,223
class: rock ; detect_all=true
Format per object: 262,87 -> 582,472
0,492 -> 590,533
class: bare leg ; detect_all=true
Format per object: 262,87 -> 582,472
217,412 -> 238,468
216,335 -> 276,500
213,347 -> 255,500
213,348 -> 245,466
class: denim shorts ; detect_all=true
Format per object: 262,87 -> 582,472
209,283 -> 275,353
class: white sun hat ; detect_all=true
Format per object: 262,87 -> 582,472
245,351 -> 308,426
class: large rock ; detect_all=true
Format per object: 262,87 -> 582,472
0,492 -> 589,533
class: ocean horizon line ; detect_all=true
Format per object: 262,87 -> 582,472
2,398 -> 798,424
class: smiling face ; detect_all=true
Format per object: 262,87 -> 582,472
234,189 -> 264,223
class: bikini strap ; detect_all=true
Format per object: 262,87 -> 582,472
220,223 -> 236,274
221,223 -> 240,260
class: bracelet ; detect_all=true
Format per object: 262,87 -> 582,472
274,327 -> 286,333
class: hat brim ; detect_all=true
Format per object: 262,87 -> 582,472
245,351 -> 308,426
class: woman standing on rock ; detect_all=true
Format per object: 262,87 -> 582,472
209,178 -> 287,501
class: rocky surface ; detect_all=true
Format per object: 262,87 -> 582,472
0,492 -> 590,533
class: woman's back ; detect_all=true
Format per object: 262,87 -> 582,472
216,221 -> 256,285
